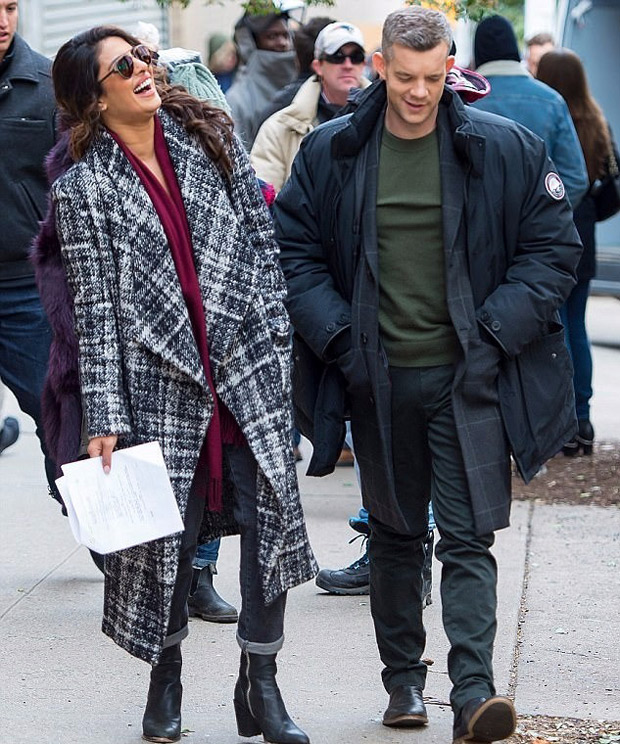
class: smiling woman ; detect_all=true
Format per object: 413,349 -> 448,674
40,23 -> 316,744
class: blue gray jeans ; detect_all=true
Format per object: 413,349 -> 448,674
167,443 -> 286,654
0,281 -> 57,494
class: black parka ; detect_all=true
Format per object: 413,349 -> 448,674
0,35 -> 55,281
274,81 -> 583,536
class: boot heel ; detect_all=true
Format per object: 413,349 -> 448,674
581,442 -> 593,455
234,698 -> 261,737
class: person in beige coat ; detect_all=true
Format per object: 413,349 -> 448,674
251,22 -> 370,191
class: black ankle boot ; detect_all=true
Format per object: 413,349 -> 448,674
234,651 -> 310,743
142,644 -> 182,743
188,565 -> 238,623
563,418 -> 594,457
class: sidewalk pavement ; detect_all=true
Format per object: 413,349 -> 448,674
1,387 -> 619,742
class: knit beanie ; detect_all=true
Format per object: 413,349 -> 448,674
474,15 -> 521,68
169,62 -> 231,114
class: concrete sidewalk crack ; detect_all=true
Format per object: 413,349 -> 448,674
0,545 -> 82,621
508,499 -> 535,699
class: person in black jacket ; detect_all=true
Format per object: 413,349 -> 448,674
0,0 -> 57,499
274,7 -> 582,743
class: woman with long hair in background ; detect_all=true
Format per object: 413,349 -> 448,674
537,47 -> 614,455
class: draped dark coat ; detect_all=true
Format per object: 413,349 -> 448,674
274,83 -> 582,537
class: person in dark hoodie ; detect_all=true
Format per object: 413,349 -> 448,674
254,15 -> 335,132
226,9 -> 297,148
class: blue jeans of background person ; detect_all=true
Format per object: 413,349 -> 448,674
194,538 -> 221,567
0,281 -> 57,494
292,428 -> 301,448
559,279 -> 592,420
353,504 -> 436,532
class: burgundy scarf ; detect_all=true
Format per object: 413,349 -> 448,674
110,116 -> 242,511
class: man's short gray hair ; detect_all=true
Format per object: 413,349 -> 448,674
382,6 -> 453,59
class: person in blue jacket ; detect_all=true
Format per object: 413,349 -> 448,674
472,14 -> 588,208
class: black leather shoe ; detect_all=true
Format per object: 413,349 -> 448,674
452,696 -> 516,743
188,565 -> 238,623
142,645 -> 182,743
382,685 -> 428,727
234,652 -> 310,743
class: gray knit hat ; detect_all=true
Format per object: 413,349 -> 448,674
169,62 -> 231,113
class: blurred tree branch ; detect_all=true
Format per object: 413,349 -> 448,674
144,0 -> 336,10
406,0 -> 524,39
138,0 -> 523,39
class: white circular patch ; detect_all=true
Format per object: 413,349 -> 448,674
545,172 -> 565,201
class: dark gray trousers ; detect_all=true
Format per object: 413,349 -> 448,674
369,364 -> 497,711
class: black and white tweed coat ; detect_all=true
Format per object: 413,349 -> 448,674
51,109 -> 317,664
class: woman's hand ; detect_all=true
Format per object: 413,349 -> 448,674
87,435 -> 118,474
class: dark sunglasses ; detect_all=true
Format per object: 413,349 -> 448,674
98,45 -> 156,84
321,49 -> 365,66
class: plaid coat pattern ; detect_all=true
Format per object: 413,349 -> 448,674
51,110 -> 316,664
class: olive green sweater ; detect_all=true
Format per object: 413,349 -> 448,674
376,128 -> 459,367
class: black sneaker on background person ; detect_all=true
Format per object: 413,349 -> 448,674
317,528 -> 436,601
315,538 -> 370,595
0,416 -> 19,455
349,517 -> 434,606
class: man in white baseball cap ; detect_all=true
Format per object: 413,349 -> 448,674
251,20 -> 369,190
313,20 -> 365,58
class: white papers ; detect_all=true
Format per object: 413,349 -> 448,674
57,441 -> 184,555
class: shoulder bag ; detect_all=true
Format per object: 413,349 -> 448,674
591,134 -> 620,222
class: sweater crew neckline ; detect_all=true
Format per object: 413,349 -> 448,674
382,127 -> 437,153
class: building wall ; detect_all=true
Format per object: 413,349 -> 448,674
19,0 -> 169,59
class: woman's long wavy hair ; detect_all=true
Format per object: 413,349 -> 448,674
536,48 -> 611,184
52,26 -> 234,177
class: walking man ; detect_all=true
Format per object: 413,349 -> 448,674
0,0 -> 57,495
274,7 -> 582,742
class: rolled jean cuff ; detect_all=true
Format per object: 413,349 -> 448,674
236,631 -> 284,655
163,625 -> 188,648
